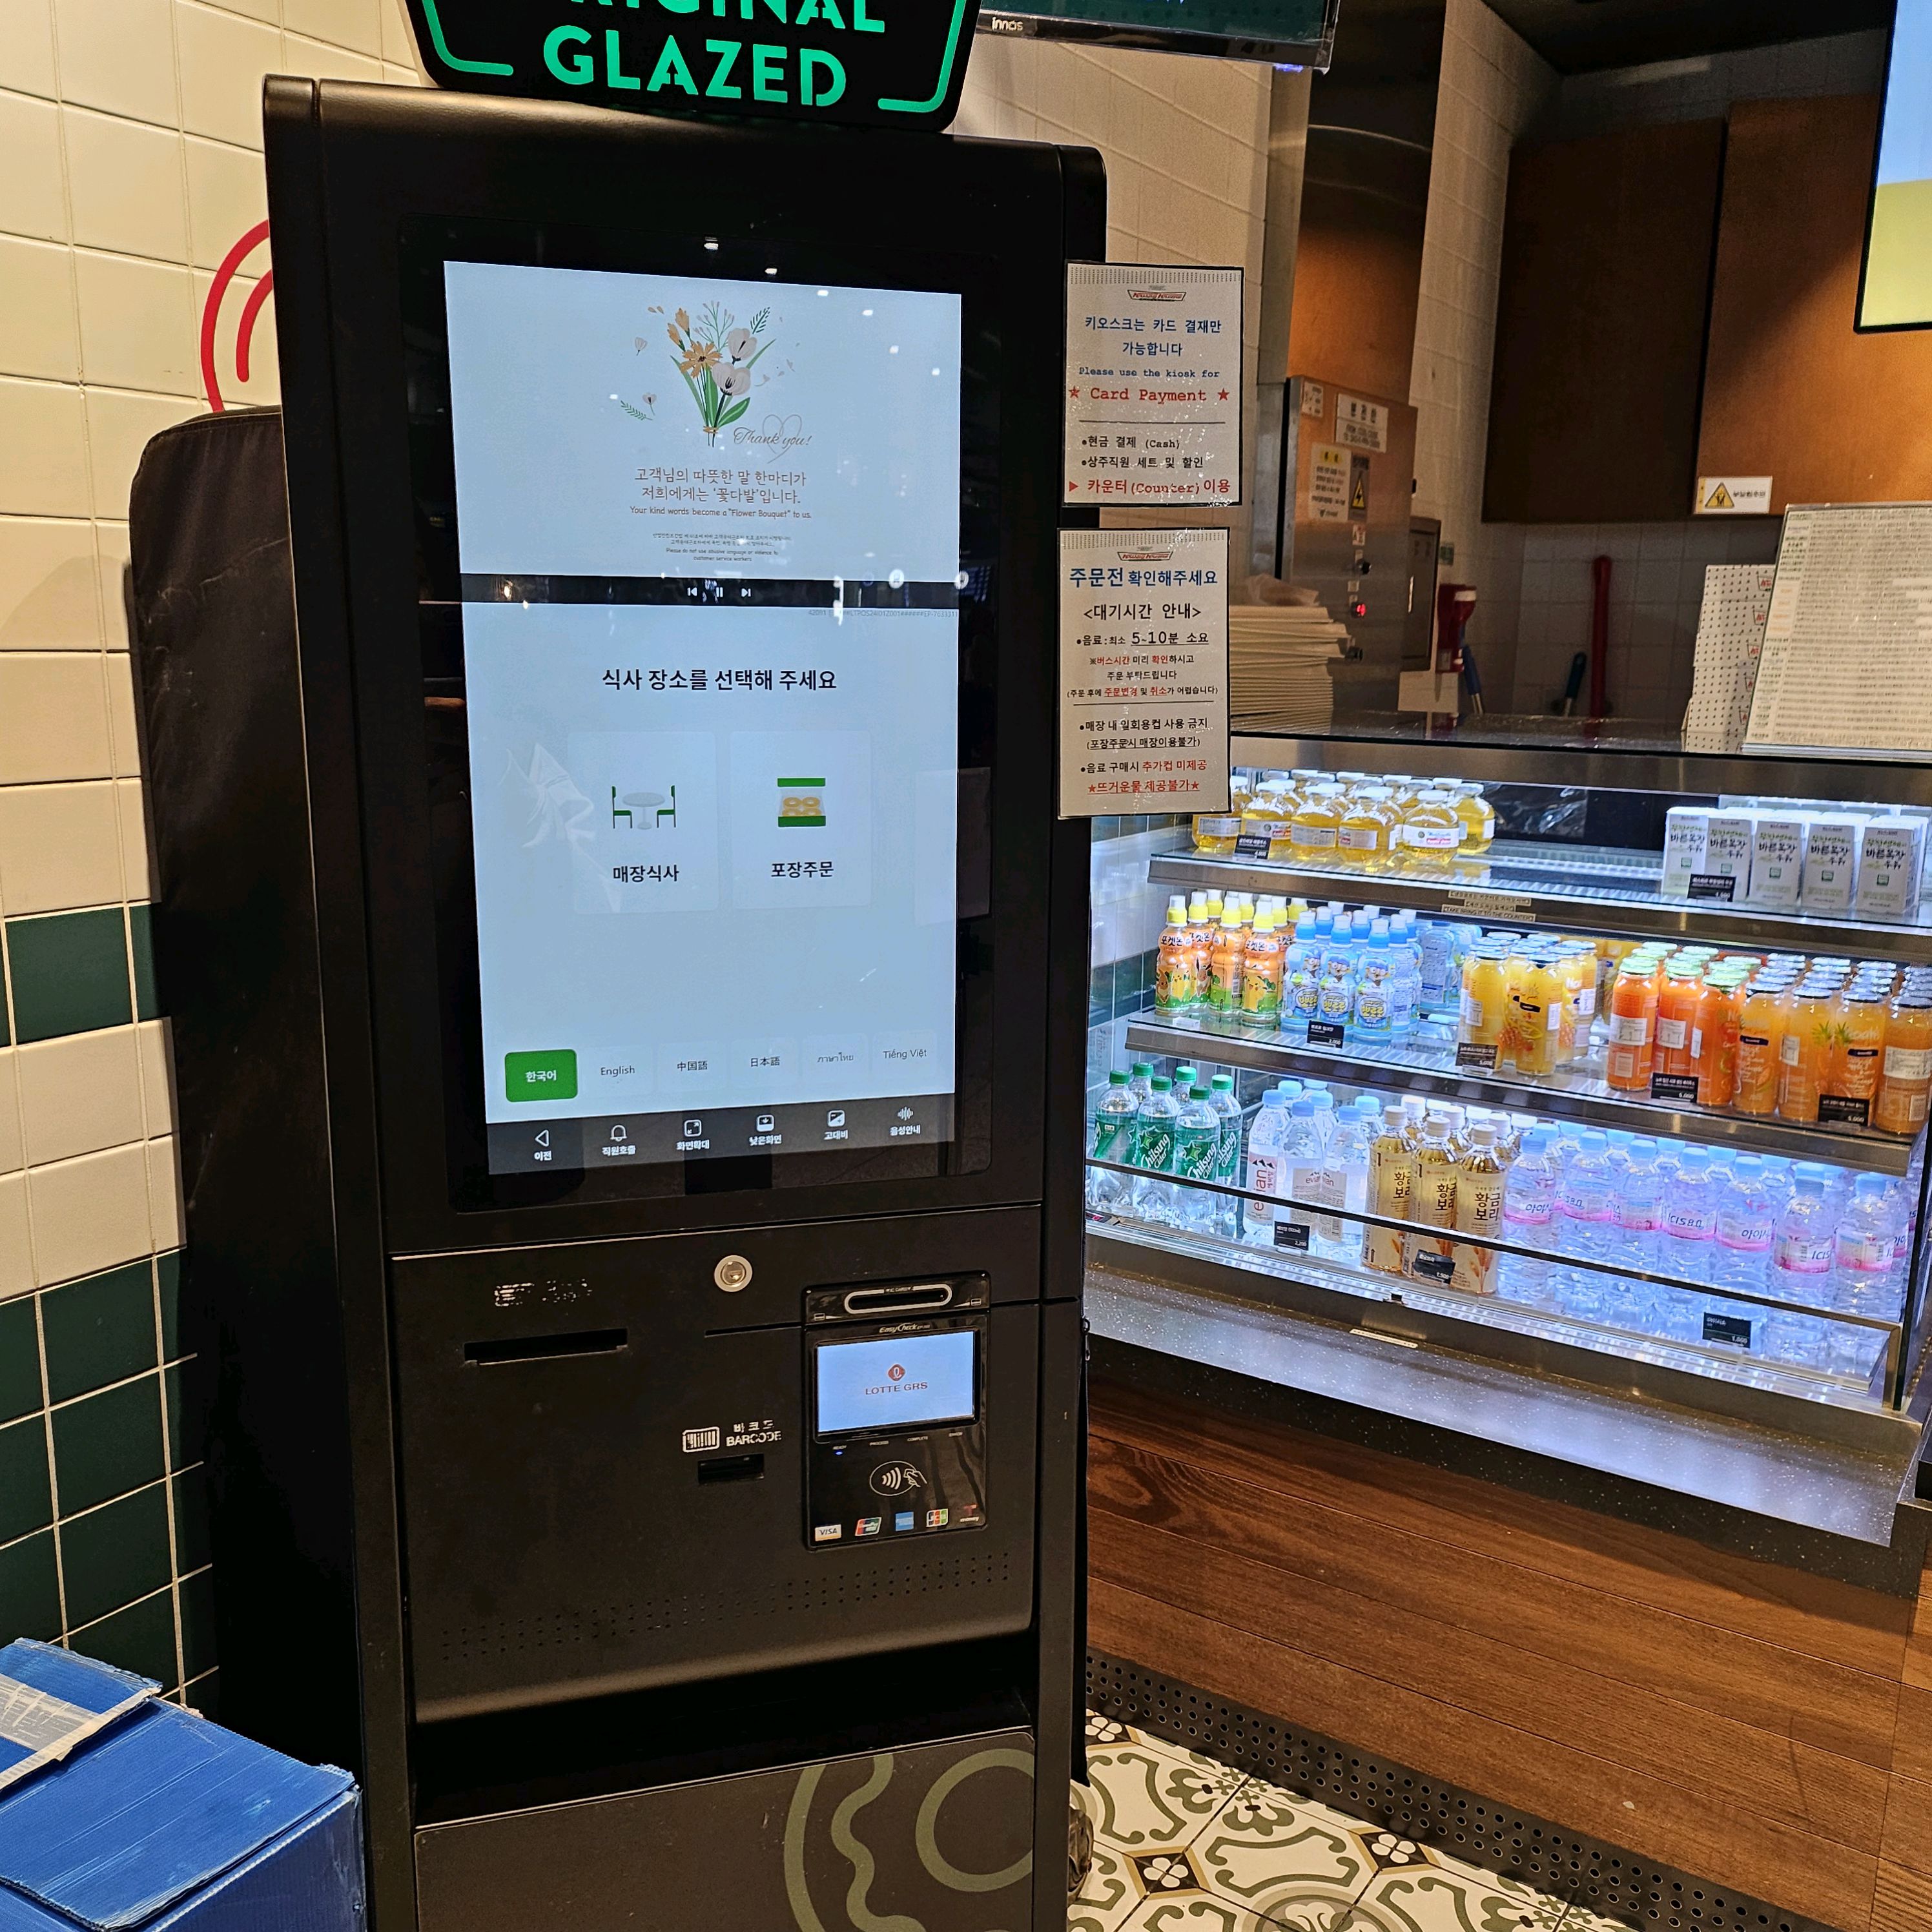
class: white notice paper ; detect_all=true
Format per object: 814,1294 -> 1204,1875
1064,263 -> 1243,506
1058,528 -> 1229,818
1744,503 -> 1932,755
1681,564 -> 1776,753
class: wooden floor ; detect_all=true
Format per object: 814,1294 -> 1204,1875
1087,1373 -> 1932,1932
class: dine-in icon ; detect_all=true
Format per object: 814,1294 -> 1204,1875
612,785 -> 677,829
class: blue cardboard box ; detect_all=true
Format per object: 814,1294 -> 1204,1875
0,1641 -> 362,1932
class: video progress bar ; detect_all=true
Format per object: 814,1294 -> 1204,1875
460,575 -> 960,610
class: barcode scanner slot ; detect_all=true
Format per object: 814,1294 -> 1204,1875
841,1283 -> 954,1317
697,1455 -> 765,1485
463,1328 -> 628,1367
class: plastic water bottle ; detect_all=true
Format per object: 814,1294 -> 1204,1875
1280,1098 -> 1326,1254
1242,1089 -> 1291,1244
1418,917 -> 1455,1011
1315,1100 -> 1372,1263
1834,1173 -> 1903,1319
1712,1153 -> 1776,1291
1771,1163 -> 1838,1308
1611,1137 -> 1665,1274
1130,1076 -> 1181,1226
1604,1130 -> 1635,1177
1126,1062 -> 1155,1107
1308,1087 -> 1337,1147
1497,1127 -> 1560,1305
1085,1069 -> 1138,1210
1172,1085 -> 1222,1233
1387,914 -> 1423,1040
1660,1146 -> 1718,1286
1208,1073 -> 1244,1237
1556,1128 -> 1618,1305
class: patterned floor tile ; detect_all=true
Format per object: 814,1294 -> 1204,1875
1072,1840 -> 1144,1932
1190,1775 -> 1381,1912
1118,1893 -> 1278,1932
1087,1731 -> 1249,1853
1353,1860 -> 1572,1932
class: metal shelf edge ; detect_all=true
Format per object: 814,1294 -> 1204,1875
1145,852 -> 1932,965
1123,1017 -> 1918,1178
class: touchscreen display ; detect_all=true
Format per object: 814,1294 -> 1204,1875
815,1330 -> 978,1437
443,261 -> 963,1173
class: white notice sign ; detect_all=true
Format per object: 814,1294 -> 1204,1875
1309,444 -> 1348,522
1064,263 -> 1243,506
1744,502 -> 1932,755
1335,393 -> 1388,453
1058,528 -> 1229,817
1697,476 -> 1773,515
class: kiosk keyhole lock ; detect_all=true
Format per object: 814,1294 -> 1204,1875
712,1254 -> 754,1293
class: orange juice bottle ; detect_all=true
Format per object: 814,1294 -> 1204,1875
1654,961 -> 1703,1080
1556,944 -> 1595,1065
1778,980 -> 1837,1124
1691,971 -> 1743,1108
1606,954 -> 1660,1091
1459,941 -> 1512,1067
1733,977 -> 1786,1116
1876,995 -> 1932,1135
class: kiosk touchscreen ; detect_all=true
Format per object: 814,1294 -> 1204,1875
132,79 -> 1100,1932
444,260 -> 965,1175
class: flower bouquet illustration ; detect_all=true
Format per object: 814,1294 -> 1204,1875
665,300 -> 775,440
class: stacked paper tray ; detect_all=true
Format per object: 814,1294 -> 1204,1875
1681,564 -> 1775,752
1228,602 -> 1348,728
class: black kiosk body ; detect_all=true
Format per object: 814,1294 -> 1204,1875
135,79 -> 1100,1932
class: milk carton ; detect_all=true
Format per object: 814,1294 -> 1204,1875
1856,817 -> 1928,923
1660,808 -> 1709,900
1748,814 -> 1810,910
1800,815 -> 1864,915
1692,810 -> 1755,903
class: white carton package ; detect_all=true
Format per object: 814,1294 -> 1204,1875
1801,815 -> 1864,914
1856,817 -> 1927,923
1660,808 -> 1709,900
1695,810 -> 1756,903
1747,814 -> 1810,910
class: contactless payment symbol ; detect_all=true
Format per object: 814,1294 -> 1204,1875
868,1459 -> 925,1497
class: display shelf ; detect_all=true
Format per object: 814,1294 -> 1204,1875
1146,848 -> 1932,964
1123,1014 -> 1920,1176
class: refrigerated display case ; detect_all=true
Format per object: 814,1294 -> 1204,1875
1084,724 -> 1932,1452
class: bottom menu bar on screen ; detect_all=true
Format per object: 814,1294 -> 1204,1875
486,1095 -> 955,1173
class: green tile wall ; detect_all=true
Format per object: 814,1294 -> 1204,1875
0,1252 -> 211,1702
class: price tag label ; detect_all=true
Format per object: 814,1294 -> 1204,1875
1455,1042 -> 1499,1071
1308,1020 -> 1346,1048
1703,1311 -> 1752,1348
1649,1073 -> 1700,1103
1688,874 -> 1738,902
1443,892 -> 1536,923
1818,1094 -> 1872,1126
1273,1221 -> 1311,1251
1410,1251 -> 1455,1284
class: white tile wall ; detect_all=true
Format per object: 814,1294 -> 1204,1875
955,38 -> 1275,575
0,0 -> 426,1326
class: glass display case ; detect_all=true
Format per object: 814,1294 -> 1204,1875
1084,723 -> 1932,1437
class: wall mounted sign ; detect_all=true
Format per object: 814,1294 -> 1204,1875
1696,475 -> 1773,515
1058,528 -> 1229,817
1064,263 -> 1244,506
400,0 -> 981,127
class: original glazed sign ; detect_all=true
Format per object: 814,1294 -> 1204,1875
400,0 -> 981,126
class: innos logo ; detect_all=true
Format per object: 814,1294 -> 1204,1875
868,1460 -> 927,1497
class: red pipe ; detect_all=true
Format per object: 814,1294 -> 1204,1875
1589,555 -> 1612,720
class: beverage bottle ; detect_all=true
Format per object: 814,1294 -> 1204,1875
1778,980 -> 1835,1124
1832,991 -> 1890,1123
1173,1063 -> 1200,1105
1387,914 -> 1423,1040
1692,972 -> 1743,1107
1605,954 -> 1660,1091
1365,1102 -> 1416,1276
1172,1085 -> 1223,1233
1308,1087 -> 1337,1147
1317,921 -> 1357,1031
1654,960 -> 1703,1080
1289,784 -> 1344,870
1460,940 -> 1511,1069
1284,917 -> 1322,1034
1405,1114 -> 1460,1284
1612,1137 -> 1665,1273
1085,1069 -> 1138,1210
1129,1076 -> 1182,1225
1188,894 -> 1215,994
1418,918 -> 1455,1011
1771,1163 -> 1837,1306
1402,790 -> 1463,878
1498,1126 -> 1561,1304
1603,1129 -> 1634,1175
1353,925 -> 1395,1038
1554,1129 -> 1616,1304
1712,1153 -> 1776,1291
1876,994 -> 1932,1135
1511,954 -> 1565,1079
1241,1089 -> 1291,1244
1834,1174 -> 1903,1318
1207,1073 -> 1244,1237
1314,1101 -> 1371,1262
1339,786 -> 1399,876
1659,1146 -> 1718,1285
1453,1123 -> 1508,1293
1238,907 -> 1285,1027
1733,975 -> 1785,1116
1207,911 -> 1247,1014
1125,1062 -> 1155,1107
1279,1098 -> 1326,1253
1451,781 -> 1495,858
1154,896 -> 1200,1014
